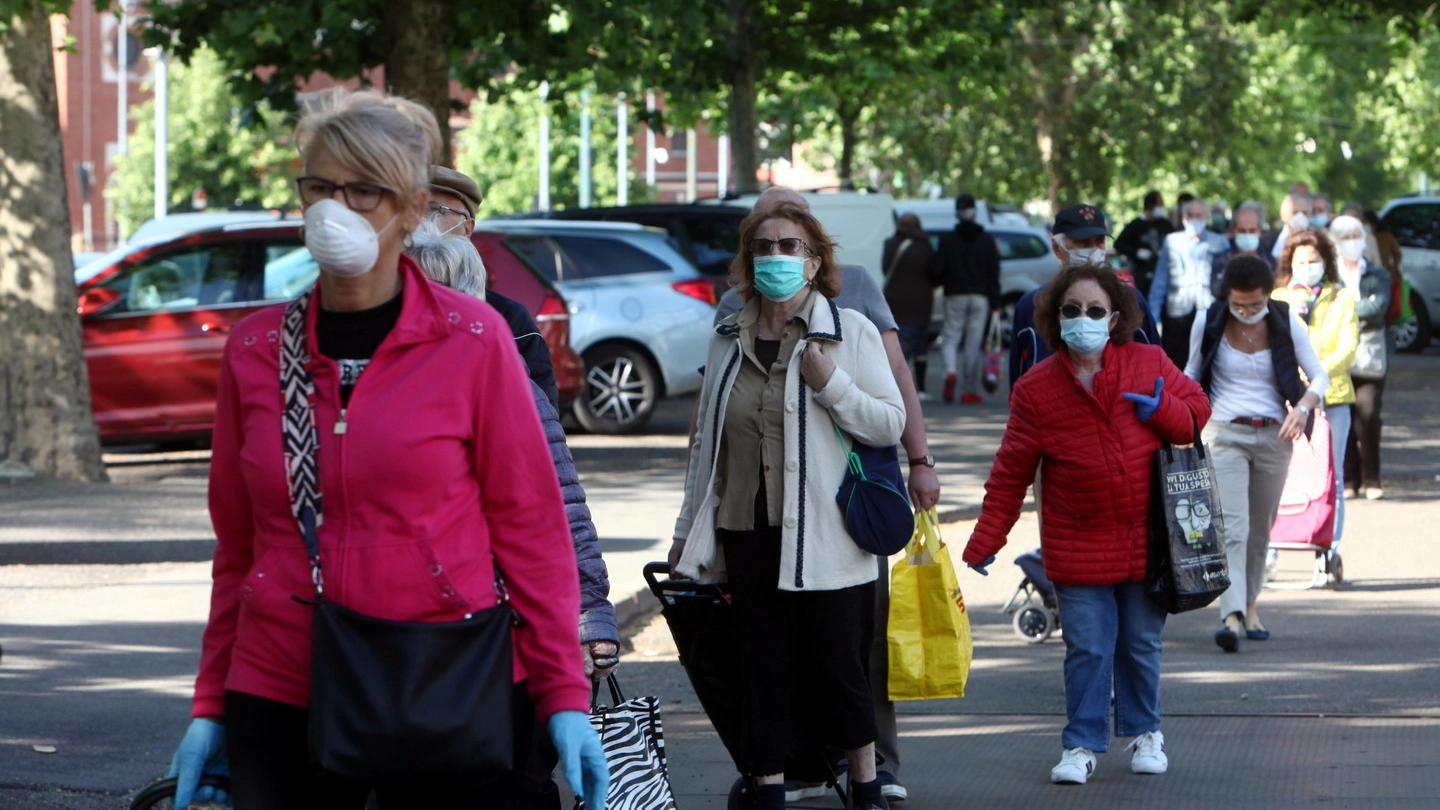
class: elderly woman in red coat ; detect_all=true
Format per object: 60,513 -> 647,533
962,262 -> 1210,787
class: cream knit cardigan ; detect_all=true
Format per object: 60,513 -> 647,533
673,293 -> 906,591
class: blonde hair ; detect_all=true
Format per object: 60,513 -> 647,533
294,87 -> 441,210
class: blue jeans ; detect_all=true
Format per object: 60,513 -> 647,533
1326,404 -> 1351,547
1053,581 -> 1167,752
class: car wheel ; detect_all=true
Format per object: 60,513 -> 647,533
1391,291 -> 1431,353
573,344 -> 660,435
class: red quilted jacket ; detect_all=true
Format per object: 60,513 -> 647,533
963,342 -> 1210,586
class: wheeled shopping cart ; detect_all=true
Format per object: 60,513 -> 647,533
998,548 -> 1062,643
1267,410 -> 1342,590
643,562 -> 849,809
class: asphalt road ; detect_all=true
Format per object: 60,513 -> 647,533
2,347 -> 1437,808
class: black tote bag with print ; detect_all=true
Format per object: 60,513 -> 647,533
1147,428 -> 1230,614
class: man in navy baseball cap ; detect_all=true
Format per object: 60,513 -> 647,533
1008,203 -> 1161,387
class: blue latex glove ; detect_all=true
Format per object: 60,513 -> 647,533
549,710 -> 609,810
165,718 -> 231,809
1123,376 -> 1165,422
969,554 -> 996,576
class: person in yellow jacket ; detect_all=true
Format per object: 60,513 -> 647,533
1274,229 -> 1359,545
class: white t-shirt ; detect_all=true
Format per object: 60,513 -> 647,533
1183,308 -> 1328,422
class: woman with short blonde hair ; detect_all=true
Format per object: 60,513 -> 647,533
164,87 -> 607,810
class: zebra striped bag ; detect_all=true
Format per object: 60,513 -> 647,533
577,675 -> 677,810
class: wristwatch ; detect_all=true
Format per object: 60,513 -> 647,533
1296,404 -> 1312,414
908,454 -> 936,468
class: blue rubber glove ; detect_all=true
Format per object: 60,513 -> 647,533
165,718 -> 231,809
969,554 -> 996,576
1123,376 -> 1165,422
549,710 -> 609,810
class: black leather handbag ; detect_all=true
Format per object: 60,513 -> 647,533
280,293 -> 516,782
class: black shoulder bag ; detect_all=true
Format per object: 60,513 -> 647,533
280,292 -> 517,783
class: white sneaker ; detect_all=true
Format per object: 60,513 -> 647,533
1126,730 -> 1168,774
1050,748 -> 1096,784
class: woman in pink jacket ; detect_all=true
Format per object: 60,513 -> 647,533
163,89 -> 606,810
963,263 -> 1210,787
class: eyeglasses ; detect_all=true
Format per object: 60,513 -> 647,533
1229,301 -> 1267,315
1059,304 -> 1112,320
296,176 -> 393,212
426,202 -> 471,221
749,237 -> 812,257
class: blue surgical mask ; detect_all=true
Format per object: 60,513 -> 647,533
1060,315 -> 1112,356
1310,213 -> 1331,229
1234,233 -> 1260,252
752,255 -> 809,302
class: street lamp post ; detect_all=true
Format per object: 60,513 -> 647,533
151,48 -> 168,221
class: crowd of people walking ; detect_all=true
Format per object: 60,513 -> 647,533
160,84 -> 1405,810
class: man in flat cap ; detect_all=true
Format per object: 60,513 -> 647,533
428,165 -> 482,237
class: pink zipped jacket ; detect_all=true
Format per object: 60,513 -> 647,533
193,256 -> 589,722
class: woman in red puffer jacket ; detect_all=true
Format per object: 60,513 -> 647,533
963,263 -> 1210,787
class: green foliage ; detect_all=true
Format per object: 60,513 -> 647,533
108,45 -> 297,237
456,83 -> 652,216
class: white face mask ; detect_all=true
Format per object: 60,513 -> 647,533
1055,236 -> 1106,267
1337,238 -> 1366,263
958,207 -> 978,222
1231,306 -> 1269,326
1233,233 -> 1261,252
1185,219 -> 1208,237
1151,206 -> 1168,220
1288,213 -> 1311,233
304,198 -> 396,279
1292,261 -> 1324,287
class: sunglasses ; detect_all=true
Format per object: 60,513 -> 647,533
749,237 -> 812,257
296,176 -> 394,212
1059,304 -> 1113,320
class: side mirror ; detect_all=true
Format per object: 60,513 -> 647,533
77,286 -> 121,317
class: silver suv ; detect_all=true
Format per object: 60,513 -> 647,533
1379,197 -> 1440,352
475,220 -> 716,434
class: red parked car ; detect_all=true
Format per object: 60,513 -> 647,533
74,214 -> 581,446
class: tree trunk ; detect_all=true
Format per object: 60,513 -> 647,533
725,0 -> 760,193
1021,9 -> 1084,212
0,2 -> 108,481
837,101 -> 860,188
384,0 -> 454,165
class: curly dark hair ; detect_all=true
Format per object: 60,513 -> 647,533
1276,229 -> 1339,286
1220,255 -> 1278,296
1035,263 -> 1143,352
730,203 -> 842,302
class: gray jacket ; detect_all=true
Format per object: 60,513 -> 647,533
529,379 -> 618,643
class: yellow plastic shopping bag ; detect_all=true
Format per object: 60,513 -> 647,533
887,507 -> 973,700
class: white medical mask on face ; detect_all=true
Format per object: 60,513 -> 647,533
1055,236 -> 1106,267
304,198 -> 396,279
1231,306 -> 1269,325
1151,206 -> 1168,220
958,207 -> 978,222
1337,237 -> 1366,263
1288,213 -> 1311,233
1234,233 -> 1260,252
1060,315 -> 1112,356
1185,219 -> 1207,237
1292,261 -> 1324,287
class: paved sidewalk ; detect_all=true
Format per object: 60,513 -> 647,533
1,352 -> 1437,807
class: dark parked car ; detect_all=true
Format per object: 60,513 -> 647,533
74,214 -> 581,446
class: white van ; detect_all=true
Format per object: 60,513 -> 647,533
706,191 -> 895,279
